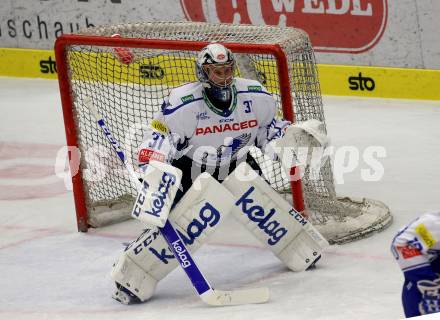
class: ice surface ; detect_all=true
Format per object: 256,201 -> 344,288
1,77 -> 440,320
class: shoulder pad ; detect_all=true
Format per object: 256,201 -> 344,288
235,78 -> 269,94
167,82 -> 202,106
161,82 -> 203,116
247,85 -> 264,92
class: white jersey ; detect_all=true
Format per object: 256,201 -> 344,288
391,212 -> 440,273
138,78 -> 290,168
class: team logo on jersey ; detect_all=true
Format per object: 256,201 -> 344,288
195,119 -> 258,136
415,224 -> 436,248
216,133 -> 252,160
196,112 -> 210,120
150,119 -> 168,134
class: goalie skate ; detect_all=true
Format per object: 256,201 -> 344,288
112,282 -> 142,305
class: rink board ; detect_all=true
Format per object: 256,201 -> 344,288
0,47 -> 439,101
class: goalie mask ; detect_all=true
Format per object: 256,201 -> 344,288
196,43 -> 236,106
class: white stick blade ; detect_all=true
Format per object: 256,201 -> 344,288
201,287 -> 270,306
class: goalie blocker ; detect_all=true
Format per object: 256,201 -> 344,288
131,160 -> 182,227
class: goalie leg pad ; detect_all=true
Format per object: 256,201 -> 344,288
277,229 -> 323,272
111,173 -> 235,302
111,252 -> 158,302
223,163 -> 329,272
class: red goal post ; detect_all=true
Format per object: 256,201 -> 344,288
54,22 -> 391,244
55,34 -> 305,231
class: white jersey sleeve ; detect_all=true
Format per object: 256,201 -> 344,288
391,212 -> 440,273
138,83 -> 200,166
137,116 -> 174,165
251,83 -> 291,152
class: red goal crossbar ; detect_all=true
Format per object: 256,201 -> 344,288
54,34 -> 305,232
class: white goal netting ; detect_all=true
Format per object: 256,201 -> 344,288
57,21 -> 392,244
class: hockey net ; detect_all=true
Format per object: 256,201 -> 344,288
55,22 -> 392,244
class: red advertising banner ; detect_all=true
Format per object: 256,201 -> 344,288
180,0 -> 388,53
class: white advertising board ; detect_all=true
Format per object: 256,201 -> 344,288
0,0 -> 439,69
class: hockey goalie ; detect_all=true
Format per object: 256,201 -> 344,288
111,43 -> 329,304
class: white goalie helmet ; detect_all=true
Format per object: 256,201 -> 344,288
196,43 -> 236,104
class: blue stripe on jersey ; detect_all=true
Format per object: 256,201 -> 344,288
162,97 -> 204,115
237,90 -> 272,96
162,90 -> 271,115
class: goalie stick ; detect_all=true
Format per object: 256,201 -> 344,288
84,98 -> 269,306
